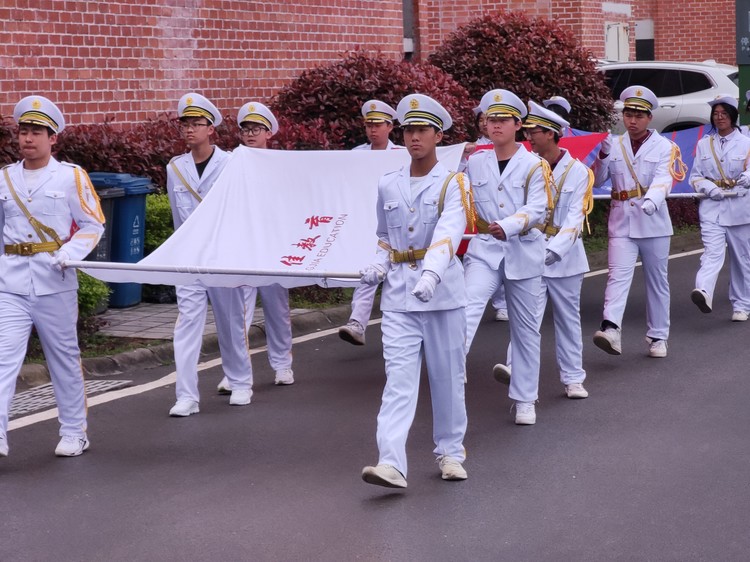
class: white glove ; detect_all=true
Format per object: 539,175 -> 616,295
735,174 -> 750,189
544,250 -> 561,266
51,250 -> 70,272
642,199 -> 657,216
599,134 -> 612,156
411,270 -> 439,303
708,187 -> 725,201
360,264 -> 386,286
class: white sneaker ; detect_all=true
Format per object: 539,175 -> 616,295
338,320 -> 366,346
732,310 -> 749,322
437,455 -> 467,481
0,434 -> 8,457
691,289 -> 712,313
565,383 -> 589,399
494,309 -> 509,322
274,368 -> 295,385
593,326 -> 622,355
55,435 -> 90,457
647,338 -> 668,358
169,399 -> 200,417
513,401 -> 536,425
361,464 -> 407,488
229,389 -> 253,406
492,363 -> 511,385
216,376 -> 231,395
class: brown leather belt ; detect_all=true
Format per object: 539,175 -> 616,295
5,241 -> 61,256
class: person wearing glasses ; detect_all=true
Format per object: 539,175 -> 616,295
690,95 -> 750,322
215,102 -> 296,394
592,86 -> 686,358
463,89 -> 551,426
165,93 -> 254,416
339,99 -> 400,346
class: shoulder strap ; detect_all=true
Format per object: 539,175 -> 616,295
170,161 -> 203,202
618,136 -> 644,192
437,172 -> 457,217
2,167 -> 62,247
547,159 -> 576,228
708,136 -> 729,184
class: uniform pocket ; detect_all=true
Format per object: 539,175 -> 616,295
173,186 -> 195,209
42,190 -> 66,216
1,194 -> 22,218
383,200 -> 402,228
422,197 -> 439,224
508,180 -> 526,205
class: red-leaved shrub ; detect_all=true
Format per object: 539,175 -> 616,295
428,11 -> 615,133
272,50 -> 476,147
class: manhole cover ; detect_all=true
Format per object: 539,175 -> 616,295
10,380 -> 133,419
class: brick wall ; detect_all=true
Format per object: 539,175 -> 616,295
0,1 -> 738,126
0,0 -> 403,125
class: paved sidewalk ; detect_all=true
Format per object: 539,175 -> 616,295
97,302 -> 319,340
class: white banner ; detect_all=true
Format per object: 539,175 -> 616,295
80,144 -> 466,288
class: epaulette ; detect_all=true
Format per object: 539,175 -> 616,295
60,161 -> 81,169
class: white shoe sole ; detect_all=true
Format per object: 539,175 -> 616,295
339,327 -> 365,346
691,289 -> 712,313
169,404 -> 200,417
593,332 -> 621,355
361,468 -> 407,488
274,379 -> 295,386
492,364 -> 511,385
55,439 -> 90,457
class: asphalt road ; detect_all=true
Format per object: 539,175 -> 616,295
3,250 -> 750,561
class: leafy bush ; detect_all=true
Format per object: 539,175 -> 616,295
77,270 -> 110,317
272,50 -> 476,147
428,11 -> 615,133
144,193 -> 174,255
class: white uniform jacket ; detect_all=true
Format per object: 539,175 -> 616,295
463,144 -> 549,279
544,150 -> 592,278
166,147 -> 230,229
690,130 -> 750,226
372,162 -> 468,312
594,130 -> 675,238
0,158 -> 104,296
352,140 -> 399,151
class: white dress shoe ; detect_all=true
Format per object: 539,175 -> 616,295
229,389 -> 253,406
514,401 -> 536,425
217,376 -> 231,395
338,320 -> 366,346
647,338 -> 667,358
274,368 -> 295,385
492,363 -> 511,385
593,326 -> 622,355
55,435 -> 90,457
690,288 -> 712,313
565,383 -> 589,399
361,464 -> 407,488
494,309 -> 509,322
732,310 -> 749,322
437,455 -> 467,480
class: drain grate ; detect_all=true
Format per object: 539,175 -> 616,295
10,379 -> 133,419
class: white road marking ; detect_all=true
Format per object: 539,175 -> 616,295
9,248 -> 703,431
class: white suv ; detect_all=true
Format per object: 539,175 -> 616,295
597,60 -> 739,133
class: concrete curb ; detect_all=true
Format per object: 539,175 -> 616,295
18,231 -> 704,388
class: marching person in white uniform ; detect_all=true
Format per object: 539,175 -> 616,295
463,89 -> 551,425
592,85 -> 686,358
339,100 -> 400,346
543,96 -> 572,122
166,93 -> 254,416
361,94 -> 472,488
0,96 -> 104,457
689,95 -> 750,321
491,101 -> 593,400
216,101 -> 295,392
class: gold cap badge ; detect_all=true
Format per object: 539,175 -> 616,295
186,97 -> 193,105
409,98 -> 419,109
494,93 -> 502,102
248,104 -> 255,112
635,89 -> 643,97
32,99 -> 41,109
370,103 -> 376,110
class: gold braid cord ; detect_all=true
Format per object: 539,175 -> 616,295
75,168 -> 105,224
455,172 -> 476,232
582,167 -> 595,235
539,159 -> 554,211
669,143 -> 688,182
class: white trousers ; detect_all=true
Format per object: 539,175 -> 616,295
243,285 -> 293,371
505,275 -> 586,385
465,259 -> 542,402
377,308 -> 467,477
696,220 -> 750,312
348,282 -> 379,326
0,289 -> 86,438
174,284 -> 252,402
603,236 -> 670,340
490,281 -> 507,311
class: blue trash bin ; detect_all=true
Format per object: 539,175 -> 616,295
89,173 -> 154,308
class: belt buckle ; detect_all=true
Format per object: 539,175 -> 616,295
617,191 -> 629,201
19,243 -> 34,256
